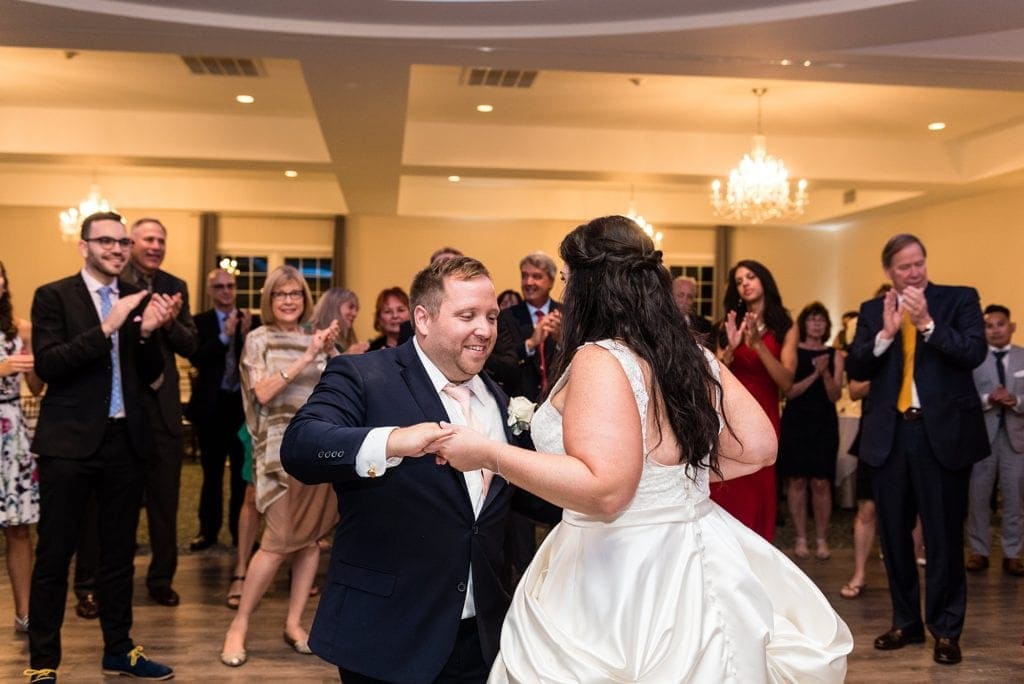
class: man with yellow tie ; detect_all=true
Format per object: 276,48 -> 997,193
847,233 -> 988,666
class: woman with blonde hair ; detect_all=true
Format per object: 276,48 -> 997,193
220,265 -> 340,666
310,287 -> 369,355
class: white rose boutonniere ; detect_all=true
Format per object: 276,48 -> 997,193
507,396 -> 537,436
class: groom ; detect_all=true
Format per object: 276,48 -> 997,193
282,256 -> 558,683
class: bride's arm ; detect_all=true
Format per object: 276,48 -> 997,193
711,363 -> 777,481
434,344 -> 643,517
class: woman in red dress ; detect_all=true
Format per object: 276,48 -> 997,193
713,260 -> 797,541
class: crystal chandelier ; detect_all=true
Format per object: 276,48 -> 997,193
710,88 -> 808,224
626,185 -> 663,249
59,183 -> 117,240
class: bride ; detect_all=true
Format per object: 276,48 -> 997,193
431,215 -> 852,682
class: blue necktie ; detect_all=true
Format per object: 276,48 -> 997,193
99,286 -> 125,417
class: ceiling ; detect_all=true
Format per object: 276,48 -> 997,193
3,0 -> 1024,226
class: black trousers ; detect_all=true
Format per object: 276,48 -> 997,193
339,617 -> 488,684
29,422 -> 143,669
73,495 -> 99,598
195,390 -> 246,544
871,418 -> 971,639
140,393 -> 183,590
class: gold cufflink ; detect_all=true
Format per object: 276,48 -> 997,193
367,464 -> 377,478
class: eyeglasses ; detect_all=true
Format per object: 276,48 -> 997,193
211,283 -> 236,290
84,237 -> 133,250
271,290 -> 304,301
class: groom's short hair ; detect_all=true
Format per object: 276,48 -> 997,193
411,256 -> 491,316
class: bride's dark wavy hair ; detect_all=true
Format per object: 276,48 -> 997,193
553,215 -> 724,474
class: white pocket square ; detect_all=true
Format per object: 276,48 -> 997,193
1013,370 -> 1024,378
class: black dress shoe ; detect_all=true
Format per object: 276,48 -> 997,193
933,637 -> 961,664
873,627 -> 925,650
148,586 -> 180,607
75,593 -> 99,620
189,534 -> 215,551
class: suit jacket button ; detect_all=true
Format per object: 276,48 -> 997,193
457,582 -> 466,593
472,525 -> 479,535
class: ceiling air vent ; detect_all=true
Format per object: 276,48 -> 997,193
461,67 -> 538,88
180,55 -> 267,77
842,189 -> 857,205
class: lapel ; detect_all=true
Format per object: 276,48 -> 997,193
71,276 -> 101,328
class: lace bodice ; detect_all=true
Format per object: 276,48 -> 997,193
531,339 -> 720,517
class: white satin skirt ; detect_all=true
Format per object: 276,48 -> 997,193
489,500 -> 852,683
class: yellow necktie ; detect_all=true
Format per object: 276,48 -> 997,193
897,312 -> 916,412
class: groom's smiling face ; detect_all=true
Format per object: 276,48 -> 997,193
415,275 -> 498,383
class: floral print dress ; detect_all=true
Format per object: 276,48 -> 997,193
0,334 -> 38,527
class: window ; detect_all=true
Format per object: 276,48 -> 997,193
668,264 -> 715,319
285,257 -> 333,299
216,254 -> 268,311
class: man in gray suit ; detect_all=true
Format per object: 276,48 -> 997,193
966,304 -> 1024,577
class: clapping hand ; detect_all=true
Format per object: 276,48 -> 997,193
990,385 -> 1018,407
0,351 -> 34,377
723,310 -> 746,351
141,293 -> 178,334
811,353 -> 830,376
742,312 -> 762,348
900,286 -> 932,329
308,319 -> 340,357
101,290 -> 148,336
162,292 -> 184,327
881,289 -> 902,339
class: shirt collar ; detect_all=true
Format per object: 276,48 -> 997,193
526,300 -> 551,318
990,344 -> 1012,353
80,268 -> 118,295
412,337 -> 487,398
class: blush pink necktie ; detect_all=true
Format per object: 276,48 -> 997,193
442,383 -> 494,499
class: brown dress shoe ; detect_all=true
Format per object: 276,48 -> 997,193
1003,557 -> 1024,576
934,637 -> 961,664
965,553 -> 989,571
75,593 -> 99,619
873,627 -> 925,650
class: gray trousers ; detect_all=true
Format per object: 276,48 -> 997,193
967,427 -> 1024,558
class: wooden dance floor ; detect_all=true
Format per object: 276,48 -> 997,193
1,545 -> 1021,682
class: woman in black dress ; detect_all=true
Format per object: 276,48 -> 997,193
778,302 -> 843,561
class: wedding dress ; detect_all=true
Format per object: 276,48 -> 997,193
489,340 -> 852,683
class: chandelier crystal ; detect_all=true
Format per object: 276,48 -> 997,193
625,186 -> 663,249
710,88 -> 808,224
59,184 -> 117,240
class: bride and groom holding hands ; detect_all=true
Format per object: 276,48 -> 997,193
281,216 -> 852,683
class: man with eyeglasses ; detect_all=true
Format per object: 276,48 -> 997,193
122,218 -> 197,609
185,269 -> 259,553
26,211 -> 177,682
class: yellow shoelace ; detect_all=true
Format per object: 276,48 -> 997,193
126,645 -> 147,666
23,669 -> 57,680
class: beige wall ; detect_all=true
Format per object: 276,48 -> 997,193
731,224 -> 842,327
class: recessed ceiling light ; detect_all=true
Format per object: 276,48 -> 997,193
478,46 -> 494,53
448,175 -> 461,182
284,170 -> 298,178
802,60 -> 812,67
476,104 -> 494,113
928,122 -> 946,131
779,59 -> 792,66
236,94 -> 255,104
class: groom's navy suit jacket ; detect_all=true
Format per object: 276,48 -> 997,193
281,341 -> 558,683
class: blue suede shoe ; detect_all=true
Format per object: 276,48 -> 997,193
100,646 -> 173,680
23,669 -> 57,683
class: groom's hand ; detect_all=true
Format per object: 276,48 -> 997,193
386,422 -> 453,458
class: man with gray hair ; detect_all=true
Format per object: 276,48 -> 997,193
672,275 -> 714,349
